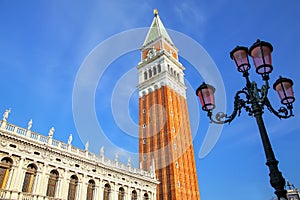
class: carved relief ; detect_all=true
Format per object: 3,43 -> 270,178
26,147 -> 33,154
62,158 -> 67,164
0,139 -> 8,147
42,151 -> 47,159
19,145 -> 25,152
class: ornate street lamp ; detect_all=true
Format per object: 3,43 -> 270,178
196,39 -> 295,200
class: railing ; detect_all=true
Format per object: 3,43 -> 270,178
0,189 -> 63,200
39,135 -> 49,143
0,120 -> 155,179
16,127 -> 26,136
30,132 -> 39,140
5,123 -> 15,132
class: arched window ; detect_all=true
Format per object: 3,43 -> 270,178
86,179 -> 95,200
131,190 -> 137,200
143,193 -> 149,200
153,67 -> 157,75
46,170 -> 59,197
0,157 -> 13,189
118,187 -> 125,200
68,175 -> 78,200
148,69 -> 152,78
22,163 -> 37,193
144,71 -> 148,80
103,183 -> 111,200
157,64 -> 161,73
177,73 -> 180,81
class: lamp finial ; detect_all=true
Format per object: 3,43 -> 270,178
154,9 -> 158,16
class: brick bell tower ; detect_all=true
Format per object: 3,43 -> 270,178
137,10 -> 200,200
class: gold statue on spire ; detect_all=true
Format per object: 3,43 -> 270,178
154,9 -> 158,16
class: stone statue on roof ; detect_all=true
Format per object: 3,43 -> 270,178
27,119 -> 32,130
48,127 -> 54,138
127,157 -> 131,166
100,146 -> 104,156
85,141 -> 89,151
2,109 -> 11,121
68,133 -> 72,145
115,153 -> 118,162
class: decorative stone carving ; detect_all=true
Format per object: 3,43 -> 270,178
0,139 -> 8,147
19,145 -> 25,152
49,154 -> 54,161
147,47 -> 156,59
26,147 -> 33,154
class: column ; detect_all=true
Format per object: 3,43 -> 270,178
55,169 -> 65,199
78,175 -> 87,200
125,186 -> 130,200
93,181 -> 98,200
32,169 -> 42,196
97,180 -> 103,200
139,189 -> 143,200
110,185 -> 115,200
36,164 -> 48,196
59,170 -> 69,199
12,157 -> 25,191
76,179 -> 82,200
6,164 -> 17,190
55,174 -> 62,199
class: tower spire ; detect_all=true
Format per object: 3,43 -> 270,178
142,10 -> 174,48
140,10 -> 179,62
137,10 -> 200,200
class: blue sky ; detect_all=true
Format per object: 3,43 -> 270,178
1,1 -> 300,199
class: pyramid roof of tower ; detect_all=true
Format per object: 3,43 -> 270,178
142,12 -> 174,47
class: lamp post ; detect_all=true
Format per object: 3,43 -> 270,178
196,39 -> 295,200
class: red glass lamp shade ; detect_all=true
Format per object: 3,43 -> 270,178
230,46 -> 250,73
273,76 -> 295,105
249,39 -> 273,75
196,82 -> 216,111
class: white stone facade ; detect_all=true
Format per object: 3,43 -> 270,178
137,49 -> 187,98
0,112 -> 158,200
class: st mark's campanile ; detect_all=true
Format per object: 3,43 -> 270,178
137,10 -> 200,200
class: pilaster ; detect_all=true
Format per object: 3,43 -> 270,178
98,180 -> 104,200
79,175 -> 88,200
60,170 -> 69,199
33,168 -> 42,195
14,157 -> 25,191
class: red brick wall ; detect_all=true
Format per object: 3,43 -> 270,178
139,86 -> 200,200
